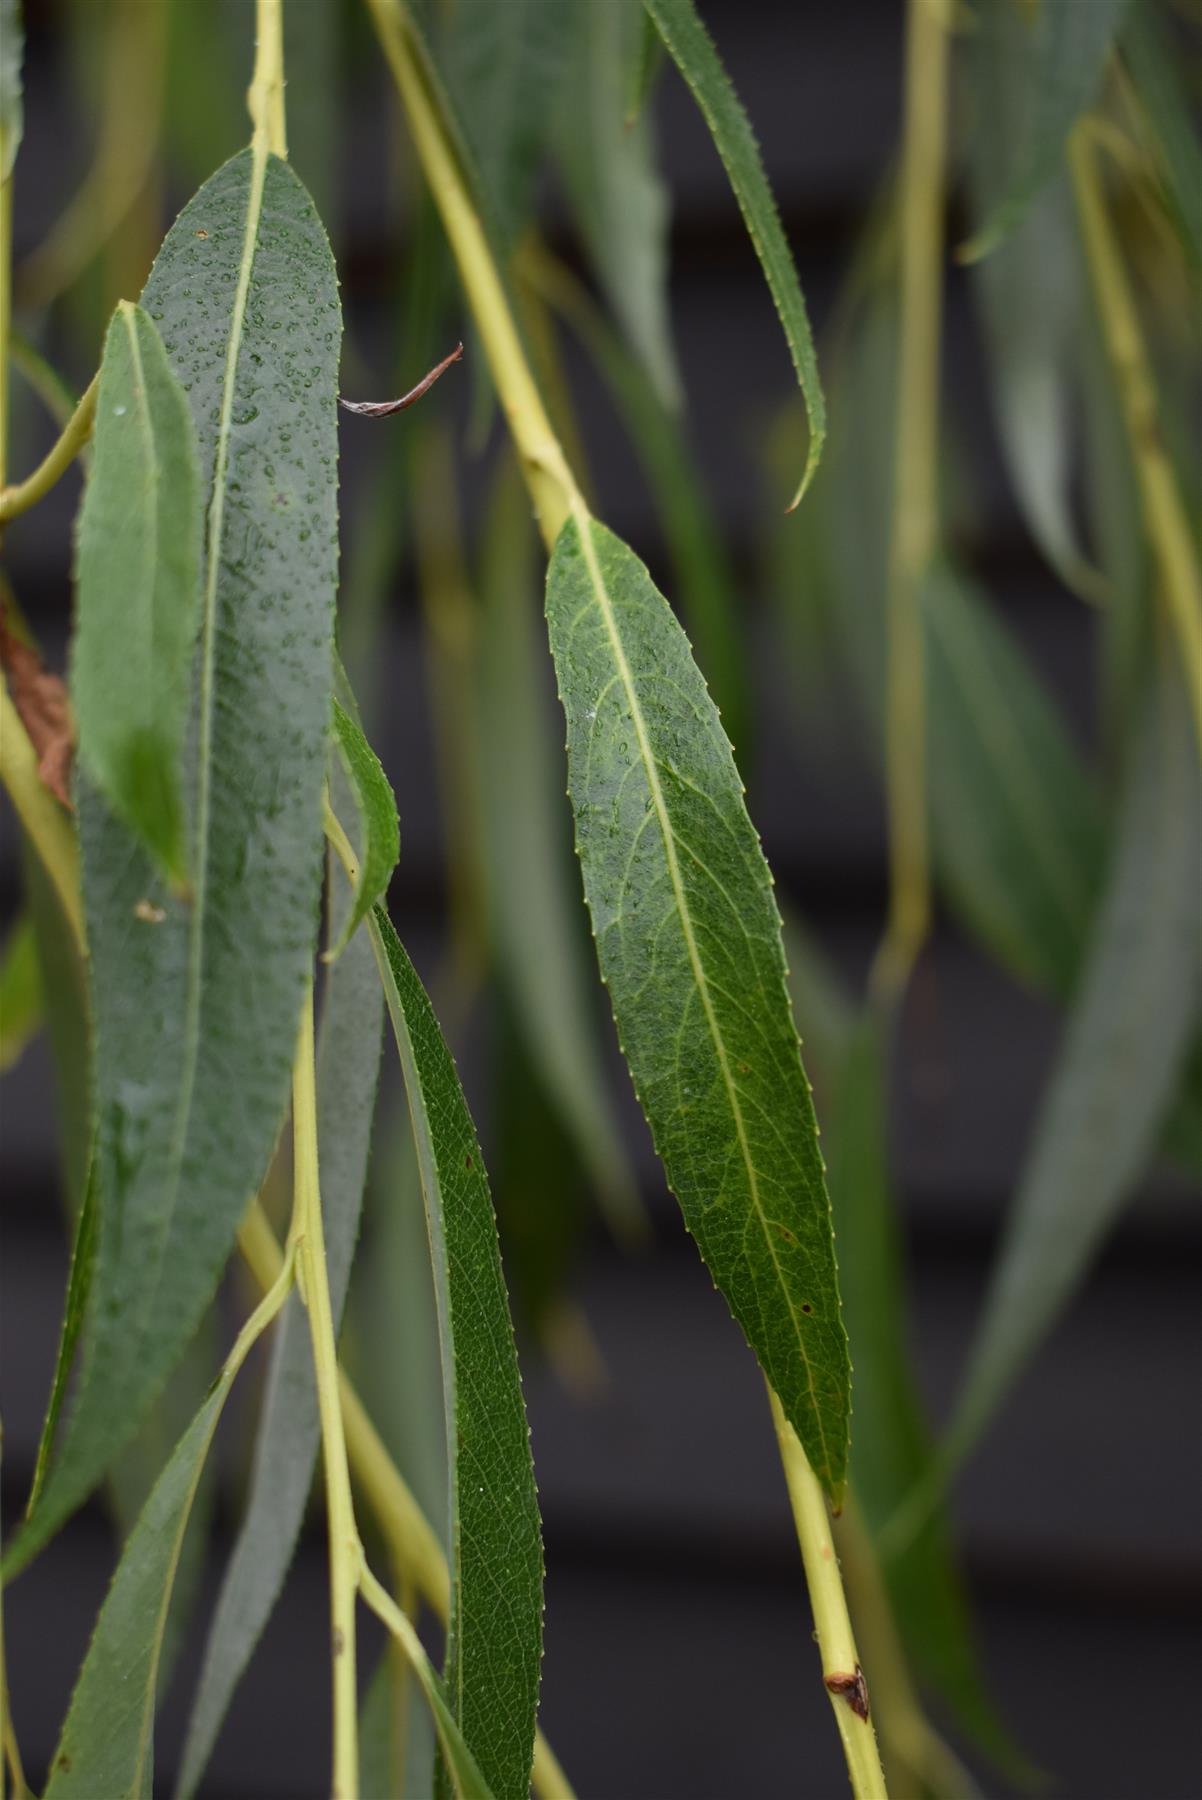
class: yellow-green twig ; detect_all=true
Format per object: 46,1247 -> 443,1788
1070,121 -> 1202,755
770,1390 -> 888,1800
0,685 -> 83,947
0,375 -> 98,523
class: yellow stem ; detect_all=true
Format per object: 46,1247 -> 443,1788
248,0 -> 288,161
872,0 -> 950,1005
1070,121 -> 1202,755
0,688 -> 84,950
769,1390 -> 889,1800
0,376 -> 99,523
292,990 -> 360,1800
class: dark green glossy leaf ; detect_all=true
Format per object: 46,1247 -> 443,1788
0,909 -> 40,1068
0,0 -> 23,178
557,0 -> 679,411
6,148 -> 341,1577
644,0 -> 825,504
369,909 -> 542,1800
545,514 -> 849,1498
72,301 -> 201,883
964,0 -> 1128,261
478,459 -> 643,1244
328,697 -> 400,959
950,639 -> 1202,1458
175,834 -> 382,1800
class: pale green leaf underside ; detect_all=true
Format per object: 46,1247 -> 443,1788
73,300 -> 201,883
546,514 -> 849,1498
951,640 -> 1202,1458
643,0 -> 825,505
329,697 -> 400,958
370,909 -> 542,1800
8,148 -> 341,1576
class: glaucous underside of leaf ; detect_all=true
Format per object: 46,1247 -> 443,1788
545,513 -> 850,1499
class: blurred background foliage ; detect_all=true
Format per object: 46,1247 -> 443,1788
1,0 -> 1199,1795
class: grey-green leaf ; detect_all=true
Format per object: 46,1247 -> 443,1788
26,1157 -> 99,1519
964,0 -> 1128,262
72,301 -> 201,884
950,638 -> 1202,1460
369,908 -> 542,1800
5,149 -> 341,1578
0,0 -> 23,179
328,697 -> 400,959
644,0 -> 825,504
545,514 -> 849,1498
477,459 -> 644,1243
175,854 -> 382,1800
557,0 -> 680,412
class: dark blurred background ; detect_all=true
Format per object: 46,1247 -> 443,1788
2,2 -> 1200,1796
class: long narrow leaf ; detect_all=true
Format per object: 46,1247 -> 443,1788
0,909 -> 40,1068
950,638 -> 1202,1458
369,909 -> 542,1800
545,514 -> 849,1497
9,149 -> 341,1575
175,827 -> 383,1800
72,301 -> 201,883
644,0 -> 825,504
328,697 -> 400,959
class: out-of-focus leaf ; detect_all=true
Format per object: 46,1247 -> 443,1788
73,301 -> 201,884
556,0 -> 680,411
827,1021 -> 1026,1774
175,829 -> 382,1800
360,1637 -> 436,1800
328,697 -> 400,960
42,1276 -> 286,1800
545,514 -> 849,1498
364,1582 -> 495,1800
0,910 -> 40,1069
369,909 -> 542,1800
283,0 -> 339,230
432,0 -> 570,249
162,0 -> 244,187
780,909 -> 853,1086
964,0 -> 1128,262
1121,3 -> 1202,269
971,177 -> 1107,602
0,0 -> 23,178
625,7 -> 663,125
7,150 -> 341,1577
644,0 -> 825,504
478,458 -> 644,1245
950,639 -> 1202,1458
925,562 -> 1107,998
27,1160 -> 98,1516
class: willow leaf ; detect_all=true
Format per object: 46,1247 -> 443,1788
557,0 -> 680,411
328,697 -> 400,959
0,910 -> 40,1069
369,908 -> 542,1800
0,0 -> 22,178
478,460 -> 643,1243
175,859 -> 382,1800
644,0 -> 825,504
951,640 -> 1202,1459
26,1159 -> 99,1519
964,0 -> 1128,262
72,301 -> 201,884
545,514 -> 849,1498
8,149 -> 341,1576
1121,3 -> 1202,269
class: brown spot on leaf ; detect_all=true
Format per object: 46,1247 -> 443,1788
825,1664 -> 870,1722
194,228 -> 208,239
801,1302 -> 813,1314
0,601 -> 74,806
464,1152 -> 473,1169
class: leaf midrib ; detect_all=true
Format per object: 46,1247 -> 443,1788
569,504 -> 834,1482
159,146 -> 270,1276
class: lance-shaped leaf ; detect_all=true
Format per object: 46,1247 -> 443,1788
369,908 -> 542,1800
950,639 -> 1202,1460
8,148 -> 341,1576
175,828 -> 383,1800
477,460 -> 643,1244
0,0 -> 22,178
72,301 -> 201,884
644,0 -> 825,505
556,0 -> 680,412
0,910 -> 40,1069
42,1273 -> 287,1800
545,514 -> 850,1498
963,0 -> 1128,262
327,697 -> 400,959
